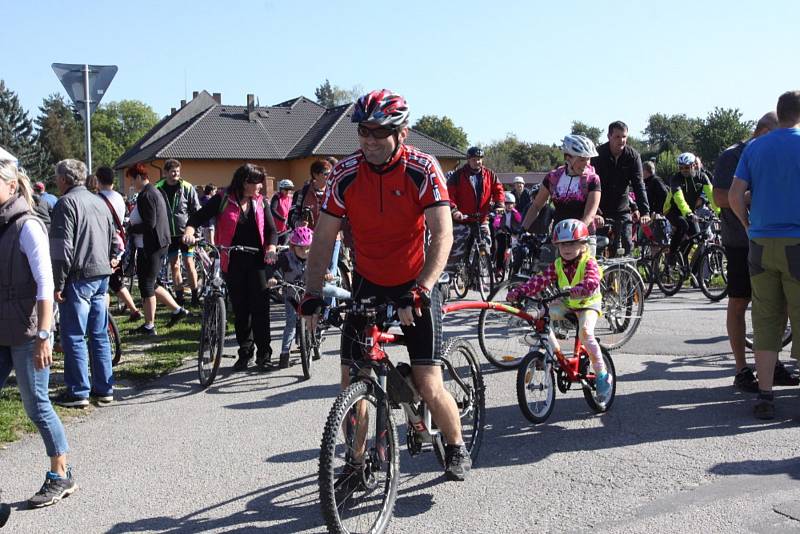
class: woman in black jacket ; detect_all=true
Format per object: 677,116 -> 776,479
126,163 -> 187,336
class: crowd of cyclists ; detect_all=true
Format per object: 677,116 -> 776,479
1,86 -> 798,533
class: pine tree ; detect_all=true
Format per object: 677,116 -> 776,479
0,80 -> 48,179
36,93 -> 84,167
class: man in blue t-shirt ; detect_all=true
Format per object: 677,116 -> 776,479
730,90 -> 800,420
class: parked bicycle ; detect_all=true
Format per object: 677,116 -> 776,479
514,289 -> 617,423
195,240 -> 260,388
318,298 -> 485,534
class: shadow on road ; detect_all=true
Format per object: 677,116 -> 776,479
708,457 -> 800,480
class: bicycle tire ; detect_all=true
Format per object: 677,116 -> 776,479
475,248 -> 495,301
452,263 -> 469,299
582,345 -> 616,412
744,305 -> 792,350
478,280 -> 532,369
319,380 -> 399,534
654,248 -> 685,296
516,350 -> 556,424
198,295 -> 226,388
698,244 -> 728,302
598,263 -> 645,350
297,319 -> 311,380
109,315 -> 122,367
434,338 -> 485,465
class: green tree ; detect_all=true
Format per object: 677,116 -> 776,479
644,113 -> 701,153
483,134 -> 562,172
314,79 -> 363,107
35,93 -> 84,168
413,115 -> 469,150
0,80 -> 48,178
91,100 -> 158,169
570,121 -> 602,146
655,148 -> 681,179
693,107 -> 753,167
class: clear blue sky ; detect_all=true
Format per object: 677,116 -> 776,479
2,0 -> 797,147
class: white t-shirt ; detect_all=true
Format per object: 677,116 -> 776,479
99,189 -> 126,224
19,219 -> 54,301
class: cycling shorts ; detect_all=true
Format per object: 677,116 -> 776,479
167,236 -> 195,259
340,272 -> 443,367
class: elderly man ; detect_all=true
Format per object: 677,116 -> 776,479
729,90 -> 800,419
49,159 -> 118,408
511,175 -> 532,217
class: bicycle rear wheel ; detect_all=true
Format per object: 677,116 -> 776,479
516,350 -> 556,424
319,380 -> 399,534
598,263 -> 645,350
297,319 -> 312,380
436,338 -> 485,464
452,263 -> 469,300
478,280 -> 533,369
581,345 -> 616,413
698,244 -> 728,302
198,295 -> 226,388
475,248 -> 495,301
654,248 -> 685,296
108,315 -> 122,367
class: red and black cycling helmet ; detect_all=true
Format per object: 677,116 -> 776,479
351,89 -> 409,128
552,218 -> 590,244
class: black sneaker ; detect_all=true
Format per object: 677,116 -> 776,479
90,391 -> 114,406
175,291 -> 185,307
444,444 -> 471,481
256,353 -> 278,372
232,355 -> 252,372
0,500 -> 9,528
190,291 -> 200,308
165,308 -> 189,328
279,351 -> 291,369
773,362 -> 800,386
51,392 -> 89,409
754,399 -> 775,420
27,468 -> 77,508
733,367 -> 759,393
127,324 -> 157,336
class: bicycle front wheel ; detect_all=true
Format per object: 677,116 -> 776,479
478,280 -> 532,369
108,315 -> 122,366
654,248 -> 685,296
319,380 -> 399,534
297,319 -> 312,381
437,338 -> 485,464
516,350 -> 556,424
452,263 -> 469,300
698,244 -> 728,302
598,263 -> 645,350
475,249 -> 495,301
198,295 -> 226,388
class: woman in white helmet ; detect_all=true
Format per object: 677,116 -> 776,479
521,134 -> 603,254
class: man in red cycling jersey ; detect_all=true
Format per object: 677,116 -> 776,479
301,89 -> 471,481
446,147 -> 505,268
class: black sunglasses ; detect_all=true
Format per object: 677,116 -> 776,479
357,125 -> 396,139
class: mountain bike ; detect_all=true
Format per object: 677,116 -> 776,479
654,215 -> 727,300
449,215 -> 495,301
514,290 -> 616,423
318,298 -> 485,534
195,241 -> 260,388
270,279 -> 324,380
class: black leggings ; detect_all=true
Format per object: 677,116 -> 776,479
136,246 -> 167,298
667,215 -> 700,255
225,255 -> 272,358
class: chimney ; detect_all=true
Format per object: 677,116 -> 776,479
171,107 -> 176,114
180,99 -> 186,107
192,91 -> 199,99
212,92 -> 222,104
247,94 -> 256,121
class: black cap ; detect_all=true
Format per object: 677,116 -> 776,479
467,147 -> 484,158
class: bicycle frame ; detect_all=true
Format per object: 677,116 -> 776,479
443,299 -> 595,384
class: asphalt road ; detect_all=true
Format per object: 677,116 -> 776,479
2,288 -> 799,534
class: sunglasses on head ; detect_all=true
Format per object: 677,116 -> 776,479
357,125 -> 396,139
246,177 -> 263,184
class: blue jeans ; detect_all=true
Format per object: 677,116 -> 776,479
0,340 -> 69,457
326,240 -> 342,308
282,283 -> 351,353
60,276 -> 113,398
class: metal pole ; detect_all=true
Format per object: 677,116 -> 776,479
83,64 -> 92,174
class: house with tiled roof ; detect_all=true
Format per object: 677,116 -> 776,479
115,90 -> 466,195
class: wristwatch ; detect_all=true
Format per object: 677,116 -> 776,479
37,330 -> 51,341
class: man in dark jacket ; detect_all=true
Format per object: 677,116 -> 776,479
49,159 -> 118,408
591,121 -> 651,255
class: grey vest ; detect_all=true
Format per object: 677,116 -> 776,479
0,196 -> 42,346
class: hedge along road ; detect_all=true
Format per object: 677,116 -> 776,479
1,290 -> 799,533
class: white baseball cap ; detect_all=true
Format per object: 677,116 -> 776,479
513,176 -> 525,184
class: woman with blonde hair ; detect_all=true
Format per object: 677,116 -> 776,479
0,158 -> 76,508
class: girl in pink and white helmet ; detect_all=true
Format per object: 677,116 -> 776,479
267,226 -> 350,369
506,218 -> 612,396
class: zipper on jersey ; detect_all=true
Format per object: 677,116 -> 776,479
380,175 -> 384,213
